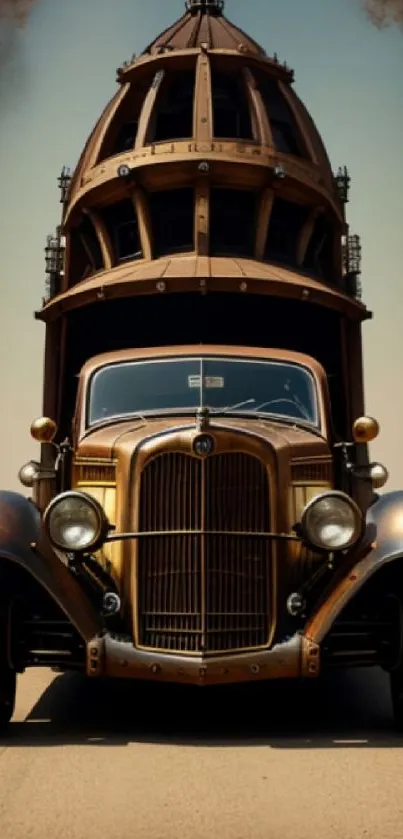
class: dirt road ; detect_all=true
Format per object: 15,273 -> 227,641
0,667 -> 402,838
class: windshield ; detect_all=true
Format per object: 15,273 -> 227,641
87,357 -> 319,428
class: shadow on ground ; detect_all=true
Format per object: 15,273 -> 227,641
2,665 -> 402,749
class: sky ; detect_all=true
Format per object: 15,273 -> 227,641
0,0 -> 402,492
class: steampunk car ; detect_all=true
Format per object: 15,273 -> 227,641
1,0 -> 402,729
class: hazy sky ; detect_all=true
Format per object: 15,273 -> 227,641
0,0 -> 402,491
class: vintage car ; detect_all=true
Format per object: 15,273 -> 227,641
1,341 -> 401,730
1,0 -> 402,729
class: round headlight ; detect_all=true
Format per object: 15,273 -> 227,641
44,491 -> 108,552
301,491 -> 363,551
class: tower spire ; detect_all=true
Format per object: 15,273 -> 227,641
186,0 -> 225,15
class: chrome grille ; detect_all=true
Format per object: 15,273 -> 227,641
137,452 -> 271,654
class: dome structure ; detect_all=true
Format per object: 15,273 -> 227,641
40,0 -> 366,324
143,0 -> 267,57
37,0 -> 368,438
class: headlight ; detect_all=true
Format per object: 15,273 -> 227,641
43,491 -> 108,552
300,491 -> 363,551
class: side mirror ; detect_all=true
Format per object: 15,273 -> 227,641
30,417 -> 58,444
352,416 -> 379,444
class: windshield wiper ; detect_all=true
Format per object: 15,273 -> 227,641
254,397 -> 311,421
212,398 -> 257,414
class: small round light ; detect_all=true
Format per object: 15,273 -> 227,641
301,491 -> 362,551
18,460 -> 40,488
369,462 -> 389,489
44,491 -> 108,552
193,434 -> 215,456
30,416 -> 57,443
352,416 -> 379,444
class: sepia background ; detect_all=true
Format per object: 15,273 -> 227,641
0,0 -> 402,490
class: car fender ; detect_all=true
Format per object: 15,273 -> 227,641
304,491 -> 403,645
0,490 -> 103,642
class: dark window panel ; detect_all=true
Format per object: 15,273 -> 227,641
100,199 -> 142,263
68,215 -> 104,285
264,198 -> 310,267
148,189 -> 194,256
148,70 -> 196,143
255,74 -> 308,157
303,215 -> 335,281
112,121 -> 139,154
79,214 -> 103,271
211,69 -> 253,140
98,79 -> 152,161
210,189 -> 257,257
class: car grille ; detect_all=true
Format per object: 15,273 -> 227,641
137,451 -> 272,654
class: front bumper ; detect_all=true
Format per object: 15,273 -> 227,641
85,632 -> 320,686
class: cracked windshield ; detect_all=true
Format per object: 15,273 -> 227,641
88,357 -> 318,427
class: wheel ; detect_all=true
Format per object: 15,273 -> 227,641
390,664 -> 403,731
0,667 -> 16,730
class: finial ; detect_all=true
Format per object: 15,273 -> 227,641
186,0 -> 225,15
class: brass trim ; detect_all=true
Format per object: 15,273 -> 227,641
88,630 -> 311,684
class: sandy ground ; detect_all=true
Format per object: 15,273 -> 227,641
0,666 -> 403,839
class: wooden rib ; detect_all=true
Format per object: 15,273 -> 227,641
133,187 -> 153,261
84,208 -> 113,270
279,80 -> 318,164
296,207 -> 321,267
243,68 -> 272,146
195,182 -> 210,256
255,187 -> 275,260
194,52 -> 212,144
135,69 -> 165,149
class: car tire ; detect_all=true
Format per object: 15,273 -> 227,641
0,667 -> 16,730
390,664 -> 403,731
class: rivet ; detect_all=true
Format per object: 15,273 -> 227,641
240,281 -> 248,292
251,664 -> 260,674
151,664 -> 161,673
156,281 -> 166,292
199,667 -> 207,676
302,289 -> 310,299
90,647 -> 98,657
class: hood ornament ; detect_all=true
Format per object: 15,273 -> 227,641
196,406 -> 210,431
